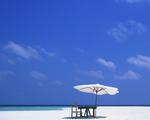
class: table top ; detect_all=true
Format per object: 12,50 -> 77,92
78,105 -> 97,109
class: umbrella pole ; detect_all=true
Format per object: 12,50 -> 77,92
95,91 -> 98,106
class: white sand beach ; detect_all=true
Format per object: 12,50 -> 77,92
0,107 -> 150,120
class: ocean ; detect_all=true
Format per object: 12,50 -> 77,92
0,106 -> 64,111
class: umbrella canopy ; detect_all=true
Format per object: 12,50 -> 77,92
74,84 -> 119,95
74,84 -> 119,106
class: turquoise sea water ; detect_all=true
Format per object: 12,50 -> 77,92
0,106 -> 149,111
0,106 -> 64,111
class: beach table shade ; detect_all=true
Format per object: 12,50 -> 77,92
74,84 -> 119,106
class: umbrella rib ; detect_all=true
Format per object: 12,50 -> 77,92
79,87 -> 94,91
77,86 -> 110,94
97,88 -> 109,94
80,87 -> 103,93
103,89 -> 109,94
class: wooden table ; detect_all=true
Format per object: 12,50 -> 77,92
78,105 -> 97,117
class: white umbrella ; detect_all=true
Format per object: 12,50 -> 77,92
74,84 -> 119,106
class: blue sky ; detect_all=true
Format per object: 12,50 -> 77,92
0,0 -> 150,105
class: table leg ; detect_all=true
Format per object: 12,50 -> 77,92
80,109 -> 82,117
94,108 -> 96,117
88,109 -> 91,117
84,109 -> 87,117
93,108 -> 94,117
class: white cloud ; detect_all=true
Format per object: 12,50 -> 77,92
30,71 -> 48,80
118,0 -> 150,3
84,70 -> 104,79
4,41 -> 40,60
128,55 -> 150,69
97,58 -> 116,69
108,20 -> 146,41
0,70 -> 15,80
115,70 -> 141,80
41,48 -> 56,57
4,41 -> 56,61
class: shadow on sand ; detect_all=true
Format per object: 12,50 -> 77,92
62,116 -> 107,119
